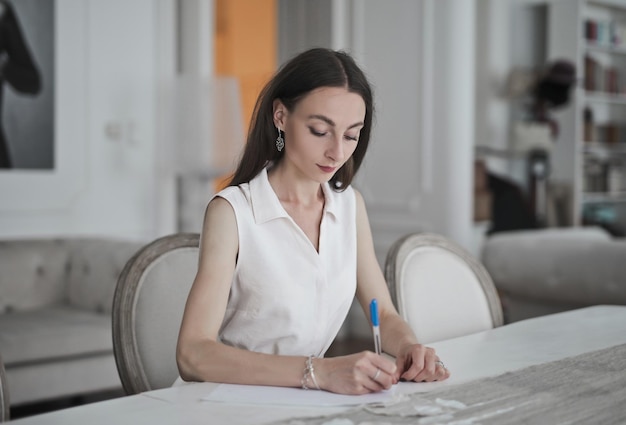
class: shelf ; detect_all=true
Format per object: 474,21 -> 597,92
550,0 -> 626,226
585,41 -> 626,55
474,145 -> 529,159
585,91 -> 626,105
583,142 -> 626,156
587,0 -> 626,11
583,191 -> 626,203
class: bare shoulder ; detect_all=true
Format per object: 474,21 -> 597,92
200,196 -> 238,255
205,195 -> 236,220
207,196 -> 235,215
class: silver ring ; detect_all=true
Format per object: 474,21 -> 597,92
372,368 -> 381,381
435,360 -> 446,369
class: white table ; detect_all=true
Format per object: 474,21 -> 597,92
11,305 -> 626,425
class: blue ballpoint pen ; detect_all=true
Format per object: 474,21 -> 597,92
370,299 -> 382,355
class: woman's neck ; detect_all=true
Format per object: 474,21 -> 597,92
267,162 -> 324,207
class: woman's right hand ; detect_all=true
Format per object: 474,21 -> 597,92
315,351 -> 397,395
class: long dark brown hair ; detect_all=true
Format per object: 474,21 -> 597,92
228,48 -> 374,191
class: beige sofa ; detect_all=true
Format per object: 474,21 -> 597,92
0,238 -> 143,406
482,227 -> 626,323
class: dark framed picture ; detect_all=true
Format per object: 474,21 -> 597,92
1,0 -> 54,170
0,0 -> 87,212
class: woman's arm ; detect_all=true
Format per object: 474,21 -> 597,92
352,190 -> 450,382
176,197 -> 306,387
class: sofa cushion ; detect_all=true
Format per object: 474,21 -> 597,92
66,239 -> 143,314
482,227 -> 626,305
0,240 -> 70,313
0,306 -> 112,367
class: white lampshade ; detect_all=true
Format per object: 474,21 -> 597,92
175,75 -> 244,177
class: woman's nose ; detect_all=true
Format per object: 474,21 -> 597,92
326,137 -> 344,162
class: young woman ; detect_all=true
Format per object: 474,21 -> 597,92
176,48 -> 450,395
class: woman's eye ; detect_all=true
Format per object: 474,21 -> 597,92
309,128 -> 327,137
345,135 -> 358,142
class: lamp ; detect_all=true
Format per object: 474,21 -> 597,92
174,75 -> 245,232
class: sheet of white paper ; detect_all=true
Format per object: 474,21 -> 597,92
201,383 -> 398,407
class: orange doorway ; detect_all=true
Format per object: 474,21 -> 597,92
213,0 -> 276,190
215,0 -> 277,135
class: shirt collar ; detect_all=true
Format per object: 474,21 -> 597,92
249,167 -> 338,224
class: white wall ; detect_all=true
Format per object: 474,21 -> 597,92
0,0 -> 549,246
0,0 -> 176,241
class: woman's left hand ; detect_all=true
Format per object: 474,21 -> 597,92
394,343 -> 450,383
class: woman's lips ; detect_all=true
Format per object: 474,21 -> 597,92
317,165 -> 336,173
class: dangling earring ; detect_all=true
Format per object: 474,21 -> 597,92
275,128 -> 284,152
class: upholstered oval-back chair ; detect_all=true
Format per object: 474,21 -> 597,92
0,354 -> 9,422
112,233 -> 200,395
385,233 -> 503,344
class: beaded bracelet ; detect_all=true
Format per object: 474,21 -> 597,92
301,355 -> 321,390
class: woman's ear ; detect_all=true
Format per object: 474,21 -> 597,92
272,99 -> 287,129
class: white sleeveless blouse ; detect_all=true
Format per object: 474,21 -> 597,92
215,167 -> 357,357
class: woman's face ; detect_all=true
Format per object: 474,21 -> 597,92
274,86 -> 366,183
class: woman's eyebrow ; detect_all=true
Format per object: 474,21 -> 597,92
307,114 -> 364,129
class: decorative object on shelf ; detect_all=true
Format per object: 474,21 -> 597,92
505,60 -> 577,225
506,59 -> 577,142
530,59 -> 577,140
512,121 -> 553,153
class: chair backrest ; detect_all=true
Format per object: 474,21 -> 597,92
0,354 -> 9,422
385,233 -> 503,344
112,233 -> 200,395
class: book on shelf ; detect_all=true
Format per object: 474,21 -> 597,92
606,67 -> 620,94
591,123 -> 626,144
584,107 -> 594,142
584,18 -> 626,48
583,160 -> 625,194
584,55 -> 624,95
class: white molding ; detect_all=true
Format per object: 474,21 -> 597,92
178,0 -> 213,77
331,0 -> 349,50
420,0 -> 434,193
349,0 -> 365,61
0,0 -> 88,212
153,0 -> 178,237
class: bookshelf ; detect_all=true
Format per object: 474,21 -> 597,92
549,0 -> 626,232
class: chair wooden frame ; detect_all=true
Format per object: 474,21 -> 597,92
112,233 -> 200,395
384,232 -> 503,329
0,354 -> 9,422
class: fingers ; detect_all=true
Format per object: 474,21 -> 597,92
369,351 -> 397,376
399,345 -> 451,383
321,352 -> 403,395
400,345 -> 431,381
435,361 -> 451,381
411,348 -> 438,382
358,351 -> 396,391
